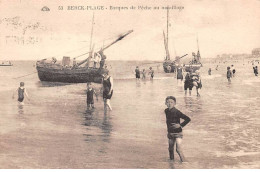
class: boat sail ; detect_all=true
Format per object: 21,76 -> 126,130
162,8 -> 187,73
36,30 -> 133,83
184,35 -> 203,72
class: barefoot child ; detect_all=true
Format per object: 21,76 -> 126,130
86,82 -> 98,110
164,96 -> 191,162
12,82 -> 30,104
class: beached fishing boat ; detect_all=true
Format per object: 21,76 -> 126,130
0,61 -> 13,66
36,30 -> 133,83
183,37 -> 203,73
162,9 -> 187,73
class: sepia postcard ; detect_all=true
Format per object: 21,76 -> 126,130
0,0 -> 259,169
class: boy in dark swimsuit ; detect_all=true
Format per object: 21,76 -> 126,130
135,66 -> 140,80
12,82 -> 30,104
86,82 -> 98,110
227,66 -> 232,82
164,96 -> 191,162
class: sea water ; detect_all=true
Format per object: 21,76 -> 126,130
0,60 -> 259,168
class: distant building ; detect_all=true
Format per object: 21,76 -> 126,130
252,48 -> 260,56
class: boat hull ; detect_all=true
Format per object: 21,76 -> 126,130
163,61 -> 176,73
36,64 -> 103,83
184,64 -> 202,73
0,64 -> 13,66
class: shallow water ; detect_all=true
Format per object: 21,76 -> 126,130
0,60 -> 259,168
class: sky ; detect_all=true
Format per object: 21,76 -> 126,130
0,0 -> 260,61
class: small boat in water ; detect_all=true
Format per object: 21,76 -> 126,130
0,61 -> 13,66
183,35 -> 203,73
184,50 -> 203,73
36,30 -> 133,83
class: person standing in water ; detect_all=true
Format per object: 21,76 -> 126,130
12,82 -> 30,104
231,65 -> 236,77
102,70 -> 113,112
184,72 -> 193,96
86,82 -> 98,110
142,69 -> 146,80
208,68 -> 212,75
176,65 -> 183,84
227,66 -> 232,82
148,67 -> 154,80
135,66 -> 140,80
192,70 -> 202,96
164,96 -> 191,162
253,66 -> 258,76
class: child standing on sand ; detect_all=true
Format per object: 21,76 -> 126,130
12,82 -> 30,104
86,82 -> 98,110
164,96 -> 191,162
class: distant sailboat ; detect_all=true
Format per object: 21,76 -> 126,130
162,8 -> 187,73
0,61 -> 13,66
183,35 -> 203,72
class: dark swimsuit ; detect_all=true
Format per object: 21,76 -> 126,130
103,77 -> 113,99
87,89 -> 94,104
177,68 -> 183,80
18,87 -> 24,102
184,74 -> 193,90
150,70 -> 154,78
135,69 -> 140,79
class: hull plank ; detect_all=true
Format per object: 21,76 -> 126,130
36,63 -> 103,83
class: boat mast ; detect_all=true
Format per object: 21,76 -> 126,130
196,33 -> 201,61
197,33 -> 200,51
165,7 -> 171,60
89,13 -> 95,57
163,31 -> 170,61
99,30 -> 133,52
166,8 -> 169,47
76,30 -> 133,67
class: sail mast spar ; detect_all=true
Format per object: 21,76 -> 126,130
165,7 -> 171,61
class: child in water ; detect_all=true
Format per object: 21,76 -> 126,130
176,65 -> 184,85
148,67 -> 154,80
12,82 -> 30,104
208,68 -> 211,75
184,72 -> 193,96
253,66 -> 258,76
135,66 -> 140,80
227,66 -> 232,82
192,70 -> 202,97
164,96 -> 191,162
86,82 -> 98,110
142,69 -> 146,80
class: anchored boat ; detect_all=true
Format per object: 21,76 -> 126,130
0,61 -> 13,66
36,30 -> 133,83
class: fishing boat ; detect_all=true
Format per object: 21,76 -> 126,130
36,29 -> 133,83
183,37 -> 203,73
0,61 -> 13,66
162,9 -> 187,73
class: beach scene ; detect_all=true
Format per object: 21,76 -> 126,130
0,0 -> 260,169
